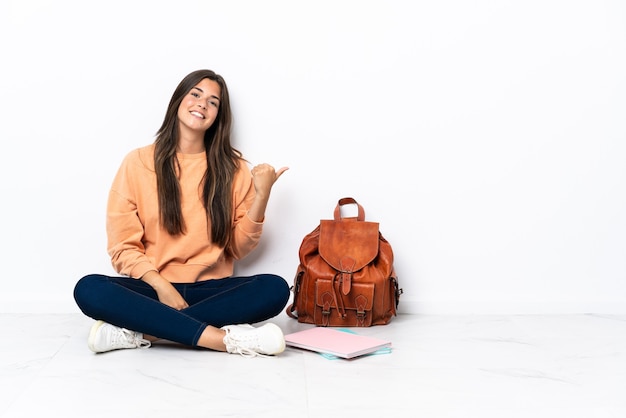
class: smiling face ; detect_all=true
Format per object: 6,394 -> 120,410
177,78 -> 221,135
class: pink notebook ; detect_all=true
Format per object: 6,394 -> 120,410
284,327 -> 392,359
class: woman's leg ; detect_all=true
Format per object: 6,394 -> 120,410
180,274 -> 291,328
74,273 -> 290,355
183,274 -> 291,356
73,274 -> 206,347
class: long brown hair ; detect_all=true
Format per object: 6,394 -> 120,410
153,69 -> 241,248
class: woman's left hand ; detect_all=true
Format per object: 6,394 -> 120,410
247,163 -> 289,222
250,163 -> 289,199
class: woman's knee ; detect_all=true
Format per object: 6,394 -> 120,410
262,274 -> 291,307
73,274 -> 108,315
74,274 -> 102,297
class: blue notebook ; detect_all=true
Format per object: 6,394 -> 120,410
284,327 -> 392,359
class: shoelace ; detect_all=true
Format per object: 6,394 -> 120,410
224,331 -> 267,358
118,327 -> 151,349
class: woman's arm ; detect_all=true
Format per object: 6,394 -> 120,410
247,163 -> 289,222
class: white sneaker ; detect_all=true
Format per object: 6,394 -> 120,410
221,323 -> 285,357
88,320 -> 151,353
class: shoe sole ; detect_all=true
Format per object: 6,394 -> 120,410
87,320 -> 106,353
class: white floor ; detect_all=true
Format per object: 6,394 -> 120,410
1,313 -> 625,418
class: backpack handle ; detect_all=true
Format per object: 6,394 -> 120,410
333,197 -> 365,221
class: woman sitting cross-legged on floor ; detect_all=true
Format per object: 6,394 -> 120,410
73,69 -> 290,357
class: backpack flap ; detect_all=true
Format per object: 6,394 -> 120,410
318,219 -> 380,295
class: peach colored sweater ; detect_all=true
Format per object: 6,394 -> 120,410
106,144 -> 262,283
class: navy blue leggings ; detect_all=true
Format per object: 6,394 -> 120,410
73,273 -> 291,347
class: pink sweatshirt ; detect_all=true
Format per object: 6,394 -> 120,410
106,144 -> 263,282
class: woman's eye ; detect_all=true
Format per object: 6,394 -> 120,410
191,92 -> 200,98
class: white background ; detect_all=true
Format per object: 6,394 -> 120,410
0,0 -> 624,314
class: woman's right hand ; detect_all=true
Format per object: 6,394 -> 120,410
141,271 -> 189,310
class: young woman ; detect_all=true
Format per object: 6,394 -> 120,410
74,69 -> 290,357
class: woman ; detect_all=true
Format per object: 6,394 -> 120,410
74,69 -> 290,357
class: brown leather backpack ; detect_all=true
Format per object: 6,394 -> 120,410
286,197 -> 402,326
